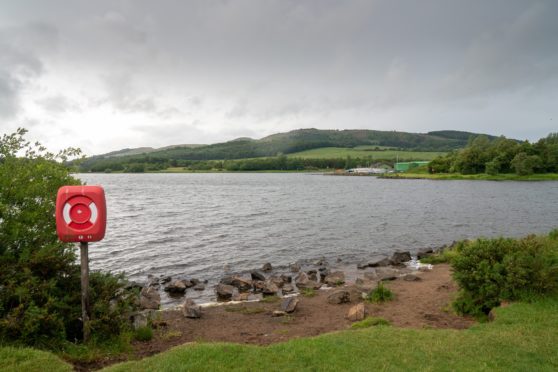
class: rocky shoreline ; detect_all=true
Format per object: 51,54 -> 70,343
129,245 -> 447,328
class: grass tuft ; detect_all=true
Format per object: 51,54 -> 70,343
300,288 -> 316,297
366,282 -> 394,303
133,327 -> 153,342
350,317 -> 391,329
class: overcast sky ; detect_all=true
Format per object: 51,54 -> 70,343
1,0 -> 557,155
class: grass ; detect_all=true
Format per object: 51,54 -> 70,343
134,327 -> 154,342
350,317 -> 391,329
224,305 -> 266,315
101,297 -> 558,371
0,346 -> 73,372
287,147 -> 446,160
380,172 -> 558,181
300,288 -> 316,297
419,250 -> 459,264
261,295 -> 281,303
366,282 -> 395,303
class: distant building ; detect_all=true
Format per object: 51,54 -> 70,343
394,161 -> 430,172
347,167 -> 391,174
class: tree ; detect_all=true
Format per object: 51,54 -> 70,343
0,129 -> 137,346
510,152 -> 541,176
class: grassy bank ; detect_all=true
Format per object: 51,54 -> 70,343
102,298 -> 558,371
0,346 -> 73,372
379,172 -> 558,181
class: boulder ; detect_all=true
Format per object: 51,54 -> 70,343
216,283 -> 236,300
368,256 -> 393,267
305,281 -> 322,290
346,303 -> 366,322
160,276 -> 172,284
231,277 -> 253,292
403,274 -> 421,282
182,299 -> 202,318
391,251 -> 412,265
262,280 -> 279,295
131,309 -> 155,329
280,274 -> 292,283
164,280 -> 187,294
324,271 -> 345,286
140,287 -> 160,310
282,283 -> 295,293
232,292 -> 263,302
193,282 -> 206,291
314,258 -> 328,266
319,268 -> 330,282
280,297 -> 299,313
272,310 -> 287,317
327,290 -> 351,304
295,272 -> 309,287
269,276 -> 285,288
417,248 -> 434,260
250,270 -> 266,281
189,278 -> 200,286
262,262 -> 273,272
220,276 -> 234,285
307,272 -> 318,281
290,263 -> 301,273
380,275 -> 397,281
253,280 -> 266,292
357,261 -> 369,270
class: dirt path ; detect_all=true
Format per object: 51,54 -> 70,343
76,264 -> 474,371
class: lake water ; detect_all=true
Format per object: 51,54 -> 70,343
78,173 -> 558,305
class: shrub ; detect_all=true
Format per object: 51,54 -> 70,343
451,235 -> 558,318
366,282 -> 394,303
0,129 -> 138,347
133,327 -> 153,342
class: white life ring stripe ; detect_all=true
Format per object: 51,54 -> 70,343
62,201 -> 98,225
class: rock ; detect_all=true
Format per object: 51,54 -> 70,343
375,267 -> 402,280
368,256 -> 394,267
417,248 -> 434,260
269,276 -> 285,288
182,299 -> 202,318
189,278 -> 200,286
262,280 -> 279,295
391,251 -> 412,265
220,276 -> 234,285
230,277 -> 253,292
282,283 -> 295,293
280,274 -> 292,283
232,292 -> 251,301
319,268 -> 330,282
262,262 -> 273,272
193,282 -> 206,290
380,275 -> 397,281
318,266 -> 329,272
357,261 -> 369,270
216,283 -> 236,300
363,269 -> 378,280
305,280 -> 322,290
160,276 -> 172,284
131,310 -> 155,329
346,303 -> 366,322
314,258 -> 328,266
307,269 -> 317,275
403,274 -> 421,282
251,270 -> 266,281
336,257 -> 342,263
355,278 -> 376,292
324,271 -> 345,286
290,263 -> 301,273
345,285 -> 366,303
125,281 -> 144,291
295,272 -> 309,287
272,310 -> 287,317
280,297 -> 299,313
327,290 -> 351,304
307,272 -> 318,281
164,280 -> 187,294
253,280 -> 266,292
140,287 -> 160,310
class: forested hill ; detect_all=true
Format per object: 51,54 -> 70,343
78,128 -> 496,171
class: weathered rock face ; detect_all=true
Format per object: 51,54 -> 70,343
391,251 -> 412,265
280,297 -> 299,313
250,270 -> 266,281
346,303 -> 366,322
324,271 -> 345,286
327,290 -> 351,304
140,287 -> 160,310
216,283 -> 236,300
164,280 -> 187,294
417,248 -> 434,260
368,256 -> 394,267
262,262 -> 273,272
182,299 -> 202,318
230,277 -> 253,292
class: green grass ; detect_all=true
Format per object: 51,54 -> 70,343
102,297 -> 558,371
350,317 -> 391,329
380,172 -> 558,181
366,282 -> 395,303
419,250 -> 459,264
300,288 -> 316,297
0,346 -> 73,372
287,147 -> 446,160
224,305 -> 266,315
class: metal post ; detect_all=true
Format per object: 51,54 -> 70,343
80,241 -> 90,343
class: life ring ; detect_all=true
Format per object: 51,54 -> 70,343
62,196 -> 98,230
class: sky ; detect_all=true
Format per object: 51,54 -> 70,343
1,0 -> 557,155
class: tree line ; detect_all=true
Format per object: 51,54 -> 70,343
428,133 -> 558,175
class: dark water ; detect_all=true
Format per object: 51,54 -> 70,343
78,173 -> 558,304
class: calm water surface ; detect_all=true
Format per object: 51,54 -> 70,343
78,173 -> 558,304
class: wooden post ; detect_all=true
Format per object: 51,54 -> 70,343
80,241 -> 90,343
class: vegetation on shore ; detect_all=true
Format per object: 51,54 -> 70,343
380,172 -> 558,181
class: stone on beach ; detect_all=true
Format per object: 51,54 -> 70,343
391,251 -> 412,265
216,283 -> 236,300
164,280 -> 187,294
324,271 -> 345,286
327,290 -> 351,304
346,303 -> 366,322
140,286 -> 161,310
250,270 -> 266,281
368,256 -> 394,267
230,277 -> 253,292
262,262 -> 273,272
280,297 -> 299,313
182,299 -> 202,318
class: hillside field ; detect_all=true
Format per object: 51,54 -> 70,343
288,146 -> 446,160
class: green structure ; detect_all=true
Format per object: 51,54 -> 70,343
394,161 -> 430,172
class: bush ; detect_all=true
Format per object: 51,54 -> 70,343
0,129 -> 138,347
366,282 -> 394,303
133,327 -> 153,342
451,235 -> 558,318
